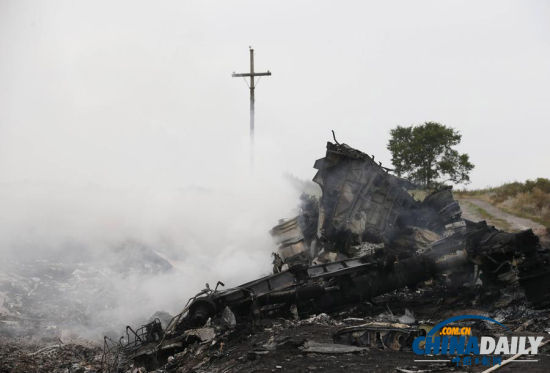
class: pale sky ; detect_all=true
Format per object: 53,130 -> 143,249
1,0 -> 550,189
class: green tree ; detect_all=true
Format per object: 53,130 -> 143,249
387,122 -> 474,188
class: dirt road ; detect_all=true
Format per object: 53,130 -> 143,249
457,197 -> 548,244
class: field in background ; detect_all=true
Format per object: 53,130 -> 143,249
455,178 -> 550,231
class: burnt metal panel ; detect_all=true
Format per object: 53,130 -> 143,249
313,142 -> 416,247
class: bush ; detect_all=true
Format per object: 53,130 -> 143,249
489,178 -> 550,204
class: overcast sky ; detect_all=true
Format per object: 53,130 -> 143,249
1,0 -> 550,189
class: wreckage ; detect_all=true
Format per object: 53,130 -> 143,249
103,140 -> 550,372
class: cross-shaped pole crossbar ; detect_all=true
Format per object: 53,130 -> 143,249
232,47 -> 271,164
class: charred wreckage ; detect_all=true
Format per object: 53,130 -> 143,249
102,140 -> 550,372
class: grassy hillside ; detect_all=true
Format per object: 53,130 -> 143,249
455,178 -> 550,230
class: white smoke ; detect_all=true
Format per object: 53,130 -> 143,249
0,159 -> 303,339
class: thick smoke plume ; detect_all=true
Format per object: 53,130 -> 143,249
0,160 -> 302,340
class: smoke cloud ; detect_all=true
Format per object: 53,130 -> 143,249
0,161 -> 303,339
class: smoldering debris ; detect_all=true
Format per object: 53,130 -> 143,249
0,337 -> 103,373
0,241 -> 174,340
5,140 -> 550,373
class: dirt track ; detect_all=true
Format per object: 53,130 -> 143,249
458,197 -> 548,243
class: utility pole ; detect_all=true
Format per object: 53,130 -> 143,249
232,47 -> 271,165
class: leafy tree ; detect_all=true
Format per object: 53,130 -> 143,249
387,122 -> 474,188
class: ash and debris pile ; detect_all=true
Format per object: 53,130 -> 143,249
0,241 -> 173,339
0,337 -> 103,373
4,140 -> 550,373
0,242 -> 173,373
